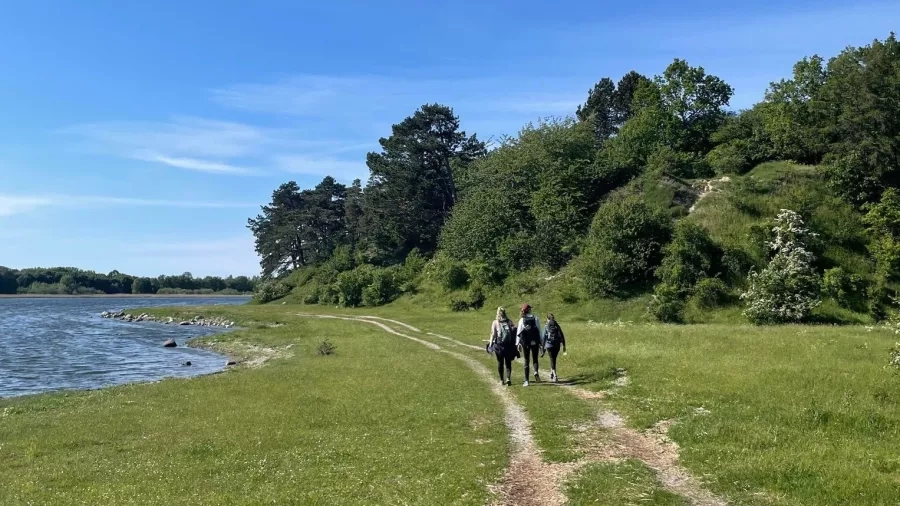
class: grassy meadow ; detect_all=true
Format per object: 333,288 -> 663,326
2,300 -> 900,505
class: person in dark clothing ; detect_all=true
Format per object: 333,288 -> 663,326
541,313 -> 567,382
516,304 -> 542,386
488,306 -> 518,386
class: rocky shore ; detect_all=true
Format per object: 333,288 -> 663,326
100,311 -> 235,328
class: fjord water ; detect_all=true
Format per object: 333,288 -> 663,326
0,296 -> 250,398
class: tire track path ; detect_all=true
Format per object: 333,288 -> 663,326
300,313 -> 727,506
298,313 -> 566,506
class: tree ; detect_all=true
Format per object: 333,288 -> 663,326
364,104 -> 486,262
0,267 -> 17,294
248,181 -> 306,277
576,71 -> 652,143
132,277 -> 154,294
248,177 -> 348,277
742,210 -> 821,324
344,179 -> 364,250
655,59 -> 733,154
440,119 -> 597,271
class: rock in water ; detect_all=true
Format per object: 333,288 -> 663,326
183,361 -> 192,366
163,339 -> 177,348
178,321 -> 191,326
226,360 -> 237,366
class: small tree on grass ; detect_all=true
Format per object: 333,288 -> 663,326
741,209 -> 821,324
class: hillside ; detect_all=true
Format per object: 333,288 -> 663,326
248,33 -> 900,326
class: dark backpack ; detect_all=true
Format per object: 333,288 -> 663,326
521,315 -> 540,345
498,320 -> 515,347
545,321 -> 562,348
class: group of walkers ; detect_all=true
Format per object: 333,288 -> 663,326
487,304 -> 567,386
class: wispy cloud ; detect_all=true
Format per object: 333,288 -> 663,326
0,196 -> 53,217
273,155 -> 368,181
211,75 -> 583,129
0,194 -> 256,217
133,151 -> 257,175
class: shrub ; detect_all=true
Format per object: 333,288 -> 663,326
253,279 -> 290,304
467,259 -> 507,287
691,278 -> 730,309
336,266 -> 375,307
649,283 -> 685,323
741,210 -> 822,324
468,285 -> 486,310
448,298 -> 471,312
656,221 -> 720,291
319,283 -> 340,306
302,292 -> 320,305
428,254 -> 469,291
317,339 -> 336,356
646,146 -> 712,179
821,267 -> 866,309
706,142 -> 751,175
362,267 -> 401,307
581,192 -> 672,297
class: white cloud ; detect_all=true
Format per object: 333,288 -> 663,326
0,193 -> 256,217
0,196 -> 53,217
273,155 -> 368,182
134,151 -> 257,175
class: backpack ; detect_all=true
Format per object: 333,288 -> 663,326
521,315 -> 540,345
545,321 -> 562,348
498,320 -> 515,347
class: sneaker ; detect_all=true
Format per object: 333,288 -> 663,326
506,380 -> 512,386
534,372 -> 540,382
523,380 -> 530,387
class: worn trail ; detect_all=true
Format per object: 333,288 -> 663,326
299,313 -> 727,506
297,313 -> 566,506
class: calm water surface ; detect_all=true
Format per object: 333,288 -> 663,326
0,297 -> 250,398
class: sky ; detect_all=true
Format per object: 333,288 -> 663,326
0,0 -> 897,277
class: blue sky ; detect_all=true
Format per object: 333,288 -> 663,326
0,0 -> 897,277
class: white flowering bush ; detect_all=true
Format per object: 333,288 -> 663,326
890,343 -> 900,370
742,210 -> 822,324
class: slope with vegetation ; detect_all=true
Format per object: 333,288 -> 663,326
249,33 -> 900,326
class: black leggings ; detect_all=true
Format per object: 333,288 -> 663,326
547,347 -> 560,371
522,344 -> 540,378
495,350 -> 514,382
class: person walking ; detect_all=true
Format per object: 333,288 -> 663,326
488,306 -> 518,386
516,304 -> 542,386
541,313 -> 567,382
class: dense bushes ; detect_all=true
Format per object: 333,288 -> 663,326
581,192 -> 672,297
253,280 -> 290,304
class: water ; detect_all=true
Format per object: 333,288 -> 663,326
0,296 -> 250,398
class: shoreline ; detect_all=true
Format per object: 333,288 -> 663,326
0,294 -> 252,299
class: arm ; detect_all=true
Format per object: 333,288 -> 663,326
560,325 -> 567,351
516,318 -> 524,347
489,321 -> 498,343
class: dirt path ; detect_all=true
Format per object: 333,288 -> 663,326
299,313 -> 727,506
297,313 -> 567,506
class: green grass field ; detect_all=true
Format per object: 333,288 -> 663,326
3,302 -> 900,505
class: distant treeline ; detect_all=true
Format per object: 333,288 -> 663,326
0,267 -> 257,295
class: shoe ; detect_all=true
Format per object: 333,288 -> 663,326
506,380 -> 512,386
501,379 -> 506,386
523,380 -> 530,387
534,372 -> 540,382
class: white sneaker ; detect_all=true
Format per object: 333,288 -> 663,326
523,380 -> 530,387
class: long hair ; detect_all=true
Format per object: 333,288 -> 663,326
547,313 -> 556,322
496,306 -> 508,321
521,304 -> 532,317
